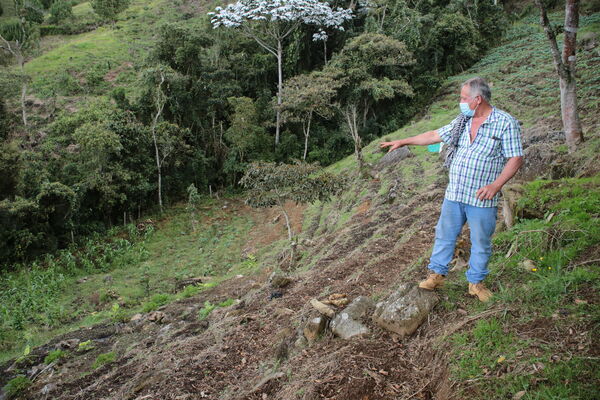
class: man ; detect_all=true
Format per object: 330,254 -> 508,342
379,77 -> 523,302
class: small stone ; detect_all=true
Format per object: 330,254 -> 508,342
130,313 -> 144,322
147,311 -> 166,323
41,383 -> 57,395
513,390 -> 526,400
521,259 -> 536,271
56,338 -> 80,350
269,272 -> 292,288
303,316 -> 327,343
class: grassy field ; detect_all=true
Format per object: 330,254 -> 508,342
0,0 -> 15,19
0,195 -> 265,364
17,0 -> 196,98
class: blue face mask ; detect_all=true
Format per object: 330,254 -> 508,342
459,102 -> 475,117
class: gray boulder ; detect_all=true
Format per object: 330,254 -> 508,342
372,283 -> 439,338
374,147 -> 412,171
330,296 -> 374,339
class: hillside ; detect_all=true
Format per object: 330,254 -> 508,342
1,6 -> 600,400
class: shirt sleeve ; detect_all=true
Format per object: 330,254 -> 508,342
500,117 -> 523,158
436,115 -> 461,144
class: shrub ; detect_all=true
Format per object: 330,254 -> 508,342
4,375 -> 31,398
48,0 -> 73,24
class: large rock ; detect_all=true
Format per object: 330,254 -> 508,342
374,147 -> 412,171
330,296 -> 374,339
372,283 -> 439,338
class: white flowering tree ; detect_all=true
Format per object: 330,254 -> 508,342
208,0 -> 353,146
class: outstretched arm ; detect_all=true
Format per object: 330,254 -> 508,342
379,130 -> 442,152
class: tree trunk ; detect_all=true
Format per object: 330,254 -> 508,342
279,203 -> 293,241
535,0 -> 583,151
344,104 -> 364,172
154,135 -> 163,212
275,40 -> 283,145
152,72 -> 166,213
560,75 -> 583,149
19,60 -> 28,127
302,111 -> 312,161
561,0 -> 583,148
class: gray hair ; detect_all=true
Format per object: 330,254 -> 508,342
462,77 -> 492,103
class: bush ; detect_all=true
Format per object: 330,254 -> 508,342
48,0 -> 73,24
91,351 -> 116,369
44,349 -> 68,364
4,375 -> 31,398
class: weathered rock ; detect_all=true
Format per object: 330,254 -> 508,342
155,324 -> 173,345
147,311 -> 166,323
41,383 -> 57,396
175,277 -> 203,290
56,338 -> 80,350
269,272 -> 292,288
330,296 -> 374,339
374,147 -> 412,171
303,316 -> 328,343
372,283 -> 439,338
309,299 -> 335,318
130,313 -> 144,322
322,293 -> 349,307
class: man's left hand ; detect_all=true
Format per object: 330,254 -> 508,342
476,183 -> 501,201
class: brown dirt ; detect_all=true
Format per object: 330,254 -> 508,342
103,62 -> 134,84
2,161 -> 458,399
6,158 -> 594,400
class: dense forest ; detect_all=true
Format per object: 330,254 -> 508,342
0,0 -> 530,267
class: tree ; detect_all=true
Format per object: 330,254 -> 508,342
144,66 -> 189,213
91,0 -> 130,24
239,160 -> 346,266
534,0 -> 583,150
278,71 -> 341,160
48,0 -> 73,24
0,0 -> 41,127
225,96 -> 266,164
208,0 -> 353,146
326,33 -> 415,172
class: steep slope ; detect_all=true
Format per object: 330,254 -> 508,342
2,10 -> 600,400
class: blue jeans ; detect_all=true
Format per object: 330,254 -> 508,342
427,198 -> 498,283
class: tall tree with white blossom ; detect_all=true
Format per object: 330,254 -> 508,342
208,0 -> 353,146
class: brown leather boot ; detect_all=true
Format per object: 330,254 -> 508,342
468,282 -> 493,302
418,273 -> 445,290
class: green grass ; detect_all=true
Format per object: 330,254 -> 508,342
3,375 -> 31,398
91,351 -> 116,369
0,0 -> 15,19
443,176 -> 600,398
198,300 -> 217,321
44,349 -> 69,364
0,195 -> 259,364
17,0 -> 187,98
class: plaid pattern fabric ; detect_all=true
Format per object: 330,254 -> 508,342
437,106 -> 523,207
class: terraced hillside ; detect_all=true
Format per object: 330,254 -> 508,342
1,7 -> 599,400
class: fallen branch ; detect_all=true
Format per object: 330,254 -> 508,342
435,308 -> 509,341
568,258 -> 600,269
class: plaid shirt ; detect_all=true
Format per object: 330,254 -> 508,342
437,106 -> 523,208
